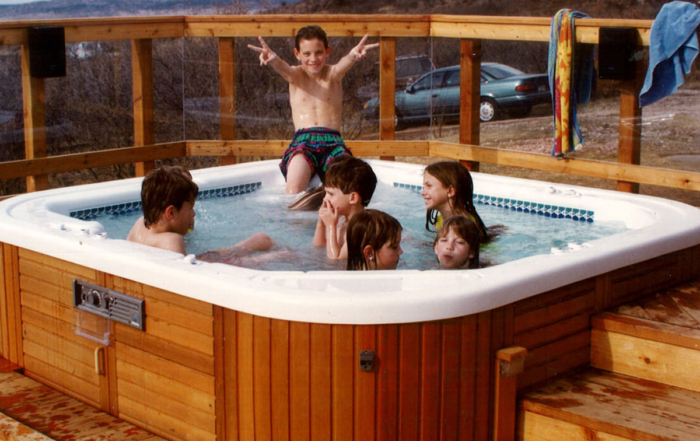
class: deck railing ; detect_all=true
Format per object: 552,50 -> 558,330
1,14 -> 699,198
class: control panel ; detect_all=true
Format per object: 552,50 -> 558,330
73,279 -> 145,331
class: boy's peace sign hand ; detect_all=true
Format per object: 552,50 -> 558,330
247,37 -> 278,66
350,34 -> 379,61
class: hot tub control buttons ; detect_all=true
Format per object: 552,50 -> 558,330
73,279 -> 145,331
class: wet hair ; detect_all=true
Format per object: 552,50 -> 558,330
295,25 -> 329,50
424,161 -> 489,242
347,209 -> 402,271
323,156 -> 377,207
434,215 -> 481,269
141,166 -> 199,228
288,185 -> 324,211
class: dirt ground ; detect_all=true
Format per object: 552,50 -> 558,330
390,80 -> 700,207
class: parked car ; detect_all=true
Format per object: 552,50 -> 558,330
356,55 -> 435,100
362,62 -> 550,126
394,55 -> 436,90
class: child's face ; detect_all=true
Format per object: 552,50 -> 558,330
170,200 -> 196,236
421,172 -> 453,212
374,232 -> 403,270
435,227 -> 473,269
323,186 -> 354,216
294,38 -> 331,75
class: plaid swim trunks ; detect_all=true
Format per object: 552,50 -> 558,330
279,127 -> 352,180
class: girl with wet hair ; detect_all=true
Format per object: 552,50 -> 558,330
434,215 -> 481,269
346,209 -> 403,270
421,161 -> 489,242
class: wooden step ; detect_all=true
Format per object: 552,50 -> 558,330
518,368 -> 700,441
0,357 -> 164,441
591,279 -> 700,390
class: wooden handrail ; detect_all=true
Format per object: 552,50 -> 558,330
430,141 -> 700,192
1,140 -> 699,193
0,143 -> 186,179
0,14 -> 652,45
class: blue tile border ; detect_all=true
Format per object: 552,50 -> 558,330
70,181 -> 594,223
393,182 -> 594,222
69,182 -> 262,221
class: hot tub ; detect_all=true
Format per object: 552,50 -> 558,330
1,159 -> 697,324
1,159 -> 698,441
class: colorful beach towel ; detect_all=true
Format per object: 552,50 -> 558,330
548,10 -> 595,157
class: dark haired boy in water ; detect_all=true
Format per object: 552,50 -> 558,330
126,166 -> 198,255
312,156 -> 377,260
248,25 -> 379,194
127,166 -> 273,256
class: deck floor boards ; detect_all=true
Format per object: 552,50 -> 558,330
521,276 -> 700,441
0,358 -> 164,441
521,368 -> 700,441
615,277 -> 700,331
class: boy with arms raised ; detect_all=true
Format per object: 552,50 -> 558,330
248,25 -> 378,194
312,156 -> 377,260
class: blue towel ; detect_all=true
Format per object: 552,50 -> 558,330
639,1 -> 700,107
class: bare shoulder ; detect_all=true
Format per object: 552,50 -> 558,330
126,220 -> 186,255
328,62 -> 345,78
287,65 -> 308,83
126,217 -> 146,242
328,63 -> 351,82
152,232 -> 187,255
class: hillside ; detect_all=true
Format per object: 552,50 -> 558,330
0,0 -> 670,21
0,0 -> 293,21
277,0 -> 668,19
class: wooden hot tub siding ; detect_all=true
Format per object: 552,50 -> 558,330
1,242 -> 699,441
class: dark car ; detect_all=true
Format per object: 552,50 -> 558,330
363,62 -> 550,126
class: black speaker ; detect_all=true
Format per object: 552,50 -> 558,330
28,27 -> 66,78
598,27 -> 638,81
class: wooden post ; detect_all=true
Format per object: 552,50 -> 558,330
132,39 -> 156,177
21,44 -> 49,192
493,346 -> 527,441
219,37 -> 237,166
459,39 -> 481,172
379,37 -> 396,161
617,45 -> 644,193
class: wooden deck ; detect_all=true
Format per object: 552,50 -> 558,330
520,368 -> 700,441
518,276 -> 700,441
614,277 -> 700,328
0,358 -> 164,441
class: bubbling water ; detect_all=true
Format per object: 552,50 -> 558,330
103,182 -> 628,271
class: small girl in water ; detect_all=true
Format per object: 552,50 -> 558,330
421,161 -> 489,242
434,215 -> 480,269
346,209 -> 403,270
